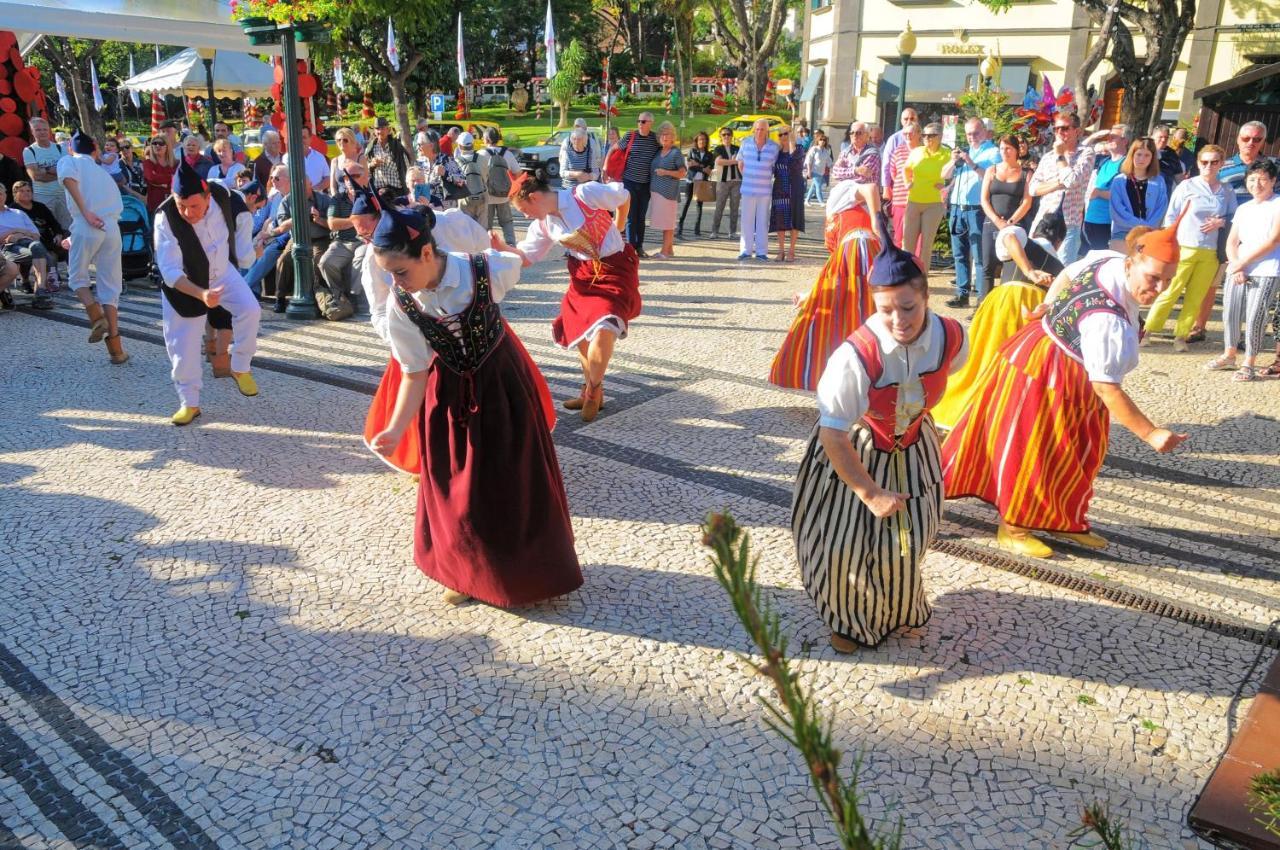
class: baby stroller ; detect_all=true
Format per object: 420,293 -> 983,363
119,194 -> 157,287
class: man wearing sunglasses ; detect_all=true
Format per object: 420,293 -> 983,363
1028,113 -> 1111,263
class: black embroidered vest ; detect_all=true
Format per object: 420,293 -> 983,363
392,254 -> 506,374
1043,257 -> 1132,364
159,183 -> 247,318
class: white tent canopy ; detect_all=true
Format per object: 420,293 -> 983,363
8,0 -> 281,54
123,48 -> 274,98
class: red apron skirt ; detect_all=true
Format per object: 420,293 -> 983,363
553,245 -> 643,348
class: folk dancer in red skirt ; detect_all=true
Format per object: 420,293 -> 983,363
355,183 -> 494,474
792,227 -> 968,653
368,206 -> 581,607
942,219 -> 1190,559
491,167 -> 642,422
770,179 -> 887,390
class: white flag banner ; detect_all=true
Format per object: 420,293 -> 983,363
386,18 -> 400,72
333,58 -> 345,91
543,0 -> 557,80
54,72 -> 70,110
90,59 -> 105,112
155,44 -> 161,64
128,54 -> 141,108
456,13 -> 467,87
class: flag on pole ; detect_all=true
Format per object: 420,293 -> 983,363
128,54 -> 141,108
155,44 -> 161,64
90,59 -> 105,112
54,73 -> 70,110
660,46 -> 667,77
456,13 -> 467,87
333,58 -> 344,91
543,0 -> 557,80
386,18 -> 400,72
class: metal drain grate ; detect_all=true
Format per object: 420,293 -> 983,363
934,538 -> 1280,649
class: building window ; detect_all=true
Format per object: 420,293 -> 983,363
812,0 -> 832,10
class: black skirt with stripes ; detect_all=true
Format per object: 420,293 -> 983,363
791,420 -> 944,647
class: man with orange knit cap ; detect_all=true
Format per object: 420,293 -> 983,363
941,218 -> 1191,559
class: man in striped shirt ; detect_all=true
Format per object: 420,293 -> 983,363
620,113 -> 661,257
735,118 -> 780,260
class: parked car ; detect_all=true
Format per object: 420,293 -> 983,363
516,128 -> 602,179
715,114 -> 788,146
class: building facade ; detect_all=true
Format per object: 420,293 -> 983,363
801,0 -> 1280,139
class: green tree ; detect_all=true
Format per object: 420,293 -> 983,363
548,39 -> 587,128
976,0 -> 1193,133
705,0 -> 795,105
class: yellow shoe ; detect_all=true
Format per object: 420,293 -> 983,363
1050,530 -> 1108,550
996,522 -> 1053,559
171,405 -> 201,426
231,371 -> 258,397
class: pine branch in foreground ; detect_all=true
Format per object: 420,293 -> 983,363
700,511 -> 902,850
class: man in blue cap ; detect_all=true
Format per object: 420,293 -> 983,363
153,157 -> 262,425
57,130 -> 128,364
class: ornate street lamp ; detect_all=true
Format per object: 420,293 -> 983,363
979,52 -> 1000,91
195,47 -> 217,124
896,22 -> 917,124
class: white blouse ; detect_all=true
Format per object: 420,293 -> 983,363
817,312 -> 969,433
385,249 -> 523,373
516,182 -> 630,263
362,209 -> 491,346
1055,251 -> 1140,384
1234,196 -> 1280,277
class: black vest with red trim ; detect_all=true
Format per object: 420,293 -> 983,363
847,314 -> 965,451
1042,257 -> 1133,364
158,182 -> 247,318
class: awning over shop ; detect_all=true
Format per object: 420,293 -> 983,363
798,66 -> 824,103
7,0 -> 277,54
878,62 -> 1031,104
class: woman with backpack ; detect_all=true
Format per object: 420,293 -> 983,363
492,166 -> 641,423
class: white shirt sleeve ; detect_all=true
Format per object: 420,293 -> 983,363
815,342 -> 871,431
153,211 -> 186,288
433,208 -> 491,254
386,298 -> 432,373
515,218 -> 557,265
1078,313 -> 1139,384
362,254 -> 392,344
576,180 -> 630,211
482,249 -> 523,303
949,326 -> 970,375
234,210 -> 255,269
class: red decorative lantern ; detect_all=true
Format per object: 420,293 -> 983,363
361,91 -> 375,119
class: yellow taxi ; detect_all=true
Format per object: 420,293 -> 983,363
715,114 -> 789,146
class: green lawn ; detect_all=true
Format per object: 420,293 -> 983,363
465,103 -> 787,147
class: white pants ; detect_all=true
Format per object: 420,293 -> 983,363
161,270 -> 261,407
68,219 -> 123,306
739,194 -> 771,257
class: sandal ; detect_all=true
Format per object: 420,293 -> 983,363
1233,365 -> 1257,382
1203,353 -> 1236,372
1262,361 -> 1280,378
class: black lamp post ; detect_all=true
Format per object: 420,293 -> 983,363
196,47 -> 218,124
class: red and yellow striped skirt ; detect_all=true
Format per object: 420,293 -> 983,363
941,320 -> 1109,533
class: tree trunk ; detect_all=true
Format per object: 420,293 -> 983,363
1072,2 -> 1119,126
389,78 -> 412,143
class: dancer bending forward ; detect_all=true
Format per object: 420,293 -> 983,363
943,220 -> 1189,559
793,231 -> 967,653
494,169 -> 641,422
369,206 -> 581,607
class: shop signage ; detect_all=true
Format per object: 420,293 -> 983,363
940,43 -> 985,55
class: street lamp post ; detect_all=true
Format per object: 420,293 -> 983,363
896,22 -> 917,125
195,47 -> 218,125
279,32 -> 317,319
979,53 -> 999,92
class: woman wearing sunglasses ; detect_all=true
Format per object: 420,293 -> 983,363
1142,144 -> 1236,351
142,136 -> 178,214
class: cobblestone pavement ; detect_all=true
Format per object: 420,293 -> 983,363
1,227 -> 1277,849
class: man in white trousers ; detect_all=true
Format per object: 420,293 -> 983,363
735,118 -> 780,261
58,131 -> 129,364
154,158 -> 262,426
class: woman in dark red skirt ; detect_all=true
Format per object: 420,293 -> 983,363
368,206 -> 581,608
491,168 -> 641,422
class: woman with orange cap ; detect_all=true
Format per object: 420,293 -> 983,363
491,165 -> 641,423
942,219 -> 1190,559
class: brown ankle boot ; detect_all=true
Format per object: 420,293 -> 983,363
105,333 -> 129,365
84,301 -> 108,343
563,384 -> 587,411
210,352 -> 232,378
580,382 -> 604,423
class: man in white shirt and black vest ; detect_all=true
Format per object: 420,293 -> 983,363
153,158 -> 262,426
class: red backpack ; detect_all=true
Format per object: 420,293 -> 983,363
603,131 -> 633,182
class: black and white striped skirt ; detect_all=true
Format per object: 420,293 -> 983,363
791,421 -> 943,647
